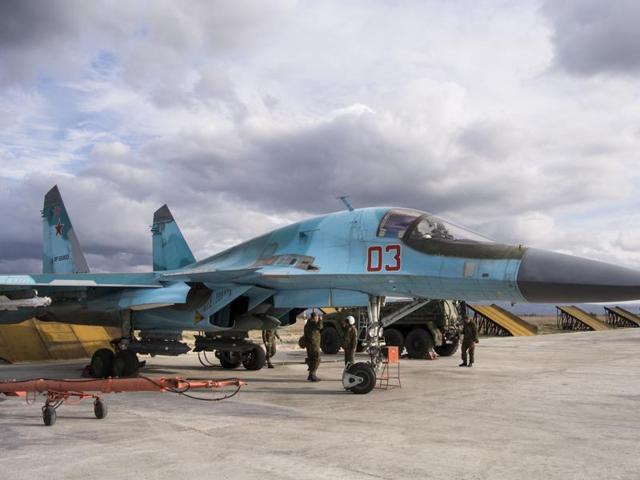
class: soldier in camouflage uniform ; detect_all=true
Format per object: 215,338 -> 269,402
304,311 -> 323,381
342,316 -> 358,366
262,328 -> 280,369
459,314 -> 479,367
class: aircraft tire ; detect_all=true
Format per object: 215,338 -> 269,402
219,351 -> 241,369
94,399 -> 108,420
434,340 -> 459,357
90,348 -> 114,378
112,350 -> 139,377
320,327 -> 341,354
405,328 -> 434,359
43,406 -> 57,426
383,328 -> 404,352
346,362 -> 376,395
242,345 -> 266,370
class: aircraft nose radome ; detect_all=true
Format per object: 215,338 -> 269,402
517,248 -> 640,303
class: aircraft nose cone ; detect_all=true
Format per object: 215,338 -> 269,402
517,248 -> 640,302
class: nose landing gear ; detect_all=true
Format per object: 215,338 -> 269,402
343,295 -> 385,395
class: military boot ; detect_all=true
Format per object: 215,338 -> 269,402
458,362 -> 467,367
309,373 -> 321,382
267,361 -> 274,369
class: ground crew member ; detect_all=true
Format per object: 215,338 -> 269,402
262,328 -> 280,369
459,314 -> 479,367
304,311 -> 323,381
342,316 -> 357,366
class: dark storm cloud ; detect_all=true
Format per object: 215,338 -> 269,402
0,1 -> 75,48
136,109 -> 472,216
543,0 -> 640,75
0,0 -> 290,87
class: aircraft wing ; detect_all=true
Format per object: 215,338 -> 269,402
0,273 -> 163,292
159,267 -> 261,283
0,273 -> 189,325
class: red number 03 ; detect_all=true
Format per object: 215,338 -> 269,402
367,245 -> 402,272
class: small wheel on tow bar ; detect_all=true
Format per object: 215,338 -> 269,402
42,405 -> 57,426
94,399 -> 108,420
112,350 -> 140,377
242,345 -> 266,371
90,348 -> 115,378
218,351 -> 242,369
344,362 -> 377,395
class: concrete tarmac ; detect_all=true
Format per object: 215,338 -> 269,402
1,329 -> 640,480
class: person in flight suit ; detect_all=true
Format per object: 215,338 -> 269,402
459,314 -> 479,367
262,328 -> 281,369
304,311 -> 323,381
342,315 -> 358,366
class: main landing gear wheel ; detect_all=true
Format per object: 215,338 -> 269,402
343,362 -> 376,395
42,405 -> 57,426
320,327 -> 341,354
90,348 -> 114,378
242,345 -> 266,371
218,351 -> 242,369
94,399 -> 108,419
405,328 -> 433,359
112,350 -> 139,377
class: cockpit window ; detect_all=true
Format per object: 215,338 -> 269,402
377,209 -> 422,238
389,210 -> 524,259
407,215 -> 494,244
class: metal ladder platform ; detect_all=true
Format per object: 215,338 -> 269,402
556,306 -> 610,331
604,306 -> 640,328
468,304 -> 538,337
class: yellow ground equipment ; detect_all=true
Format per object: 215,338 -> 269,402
468,304 -> 537,337
556,306 -> 610,331
603,306 -> 640,328
0,319 -> 116,363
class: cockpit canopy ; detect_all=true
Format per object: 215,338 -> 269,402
378,208 -> 493,244
377,208 -> 522,259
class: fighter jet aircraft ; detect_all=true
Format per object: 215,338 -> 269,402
2,186 -> 640,393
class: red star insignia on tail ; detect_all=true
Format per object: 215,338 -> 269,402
54,221 -> 64,236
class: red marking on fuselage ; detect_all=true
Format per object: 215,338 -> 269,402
367,245 -> 402,272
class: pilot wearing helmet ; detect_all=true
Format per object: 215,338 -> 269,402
342,315 -> 358,366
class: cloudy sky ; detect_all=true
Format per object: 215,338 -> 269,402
1,0 -> 640,273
